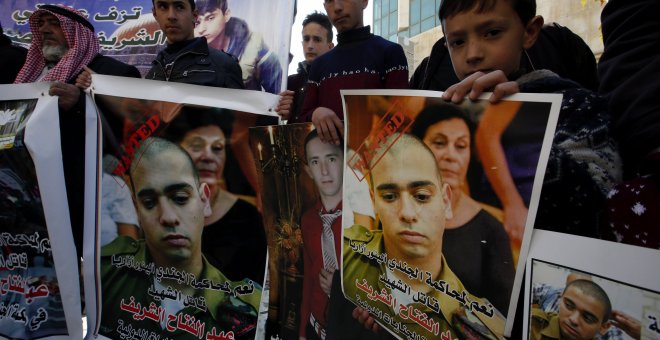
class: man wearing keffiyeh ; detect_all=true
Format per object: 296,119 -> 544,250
14,4 -> 141,258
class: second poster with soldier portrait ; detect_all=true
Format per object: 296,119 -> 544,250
83,75 -> 277,340
338,90 -> 561,339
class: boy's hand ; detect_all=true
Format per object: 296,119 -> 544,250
275,90 -> 295,120
442,70 -> 519,104
311,107 -> 343,145
352,306 -> 381,333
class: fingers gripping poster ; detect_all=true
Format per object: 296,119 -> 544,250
0,83 -> 84,339
84,75 -> 278,340
339,90 -> 561,340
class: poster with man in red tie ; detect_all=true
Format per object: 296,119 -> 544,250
250,123 -> 372,340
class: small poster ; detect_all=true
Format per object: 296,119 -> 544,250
524,230 -> 660,340
250,122 -> 349,340
84,75 -> 278,339
339,90 -> 561,339
1,83 -> 84,339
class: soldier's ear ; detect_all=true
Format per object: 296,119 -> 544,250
199,182 -> 212,217
599,320 -> 612,336
442,183 -> 453,220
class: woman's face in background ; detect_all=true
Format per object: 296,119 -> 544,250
180,125 -> 227,191
422,118 -> 471,191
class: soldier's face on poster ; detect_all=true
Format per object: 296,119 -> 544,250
304,137 -> 344,199
179,125 -> 227,197
373,144 -> 452,263
557,286 -> 608,340
131,147 -> 210,267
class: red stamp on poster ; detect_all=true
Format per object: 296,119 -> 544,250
348,101 -> 413,181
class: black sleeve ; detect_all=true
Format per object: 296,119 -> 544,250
598,0 -> 660,168
527,23 -> 598,91
554,24 -> 599,91
223,53 -> 246,89
409,56 -> 430,90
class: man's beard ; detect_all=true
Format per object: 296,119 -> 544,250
42,44 -> 69,63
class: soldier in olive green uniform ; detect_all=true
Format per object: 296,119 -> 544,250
100,237 -> 260,339
341,134 -> 505,339
99,138 -> 261,339
343,224 -> 504,340
529,280 -> 611,340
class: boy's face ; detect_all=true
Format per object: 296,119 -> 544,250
153,0 -> 198,44
302,22 -> 333,64
442,0 -> 535,80
195,8 -> 230,47
324,0 -> 367,34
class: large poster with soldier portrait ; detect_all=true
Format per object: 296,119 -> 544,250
524,230 -> 660,340
82,75 -> 278,339
339,90 -> 561,339
0,83 -> 85,339
1,0 -> 293,93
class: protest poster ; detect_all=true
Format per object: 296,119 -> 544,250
524,230 -> 660,340
0,83 -> 84,339
339,90 -> 561,339
83,75 -> 278,339
250,122 -> 352,340
2,0 -> 293,93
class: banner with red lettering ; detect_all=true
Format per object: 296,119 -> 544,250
83,75 -> 278,339
2,0 -> 294,93
339,90 -> 561,339
0,83 -> 84,339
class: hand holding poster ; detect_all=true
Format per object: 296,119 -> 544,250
83,75 -> 277,339
339,90 -> 561,339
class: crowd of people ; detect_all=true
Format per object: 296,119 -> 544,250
1,0 -> 657,338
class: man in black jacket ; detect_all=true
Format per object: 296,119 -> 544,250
14,4 -> 141,258
0,24 -> 27,84
147,0 -> 243,89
